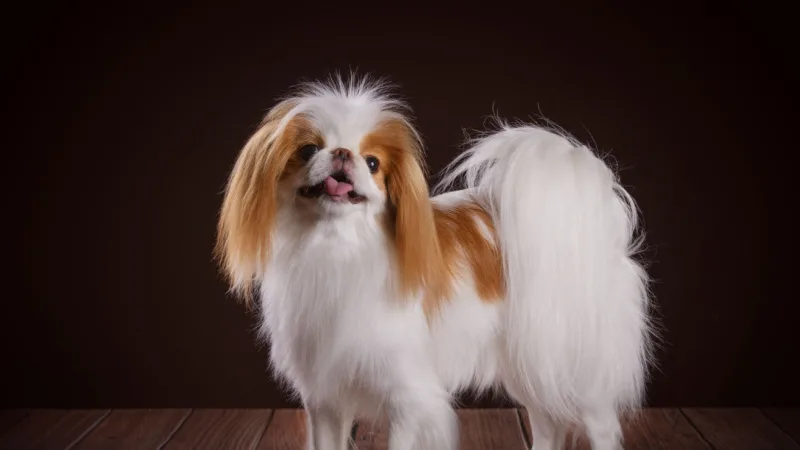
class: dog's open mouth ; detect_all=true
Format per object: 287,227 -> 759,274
298,171 -> 366,204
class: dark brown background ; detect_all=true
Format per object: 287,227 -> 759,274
3,4 -> 796,408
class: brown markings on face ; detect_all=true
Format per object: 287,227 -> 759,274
281,121 -> 325,183
425,200 -> 505,317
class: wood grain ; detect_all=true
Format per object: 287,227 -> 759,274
0,409 -> 109,450
763,408 -> 800,444
72,408 -> 191,449
257,409 -> 306,450
1,408 -> 796,448
519,408 -> 710,450
622,408 -> 709,449
459,409 -> 527,450
162,409 -> 271,450
683,408 -> 800,449
354,409 -> 527,449
0,410 -> 28,433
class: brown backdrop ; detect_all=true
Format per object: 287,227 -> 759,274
3,5 -> 796,408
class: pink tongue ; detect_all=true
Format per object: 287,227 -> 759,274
324,176 -> 354,196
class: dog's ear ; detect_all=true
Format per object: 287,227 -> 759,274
367,119 -> 450,301
215,100 -> 299,306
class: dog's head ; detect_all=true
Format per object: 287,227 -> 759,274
215,74 -> 446,304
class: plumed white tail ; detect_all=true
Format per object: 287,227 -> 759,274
436,120 -> 654,421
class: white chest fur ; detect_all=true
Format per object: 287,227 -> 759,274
259,211 -> 433,410
257,203 -> 505,419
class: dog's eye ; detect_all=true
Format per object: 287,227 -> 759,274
365,156 -> 380,173
298,144 -> 320,161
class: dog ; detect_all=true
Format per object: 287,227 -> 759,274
215,74 -> 654,450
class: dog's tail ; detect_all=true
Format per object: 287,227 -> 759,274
435,118 -> 655,421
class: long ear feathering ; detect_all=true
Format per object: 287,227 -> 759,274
380,119 -> 450,302
214,100 -> 299,307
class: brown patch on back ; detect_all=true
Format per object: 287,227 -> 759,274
425,200 -> 505,317
215,101 -> 323,307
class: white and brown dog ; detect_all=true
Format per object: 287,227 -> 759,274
215,74 -> 655,450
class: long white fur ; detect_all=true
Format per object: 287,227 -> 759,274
231,74 -> 654,450
435,120 -> 655,439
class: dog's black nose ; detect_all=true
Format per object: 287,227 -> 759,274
332,148 -> 352,161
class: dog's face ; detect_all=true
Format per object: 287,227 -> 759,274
273,106 -> 408,219
216,78 -> 448,303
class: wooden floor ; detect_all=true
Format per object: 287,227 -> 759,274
1,408 -> 798,449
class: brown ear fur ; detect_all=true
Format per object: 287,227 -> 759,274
371,120 -> 450,302
214,101 -> 298,306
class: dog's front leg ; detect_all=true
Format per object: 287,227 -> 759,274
306,405 -> 352,450
387,387 -> 458,450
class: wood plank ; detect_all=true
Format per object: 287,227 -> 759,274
459,409 -> 527,450
72,408 -> 191,449
5,407 -> 792,449
305,409 -> 527,449
683,408 -> 800,449
623,408 -> 709,449
0,409 -> 109,450
354,409 -> 527,449
257,409 -> 306,450
0,410 -> 28,433
763,409 -> 800,444
519,408 -> 710,450
162,409 -> 271,450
